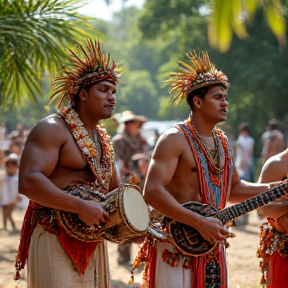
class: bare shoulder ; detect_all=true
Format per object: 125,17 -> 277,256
157,126 -> 186,143
264,151 -> 288,170
154,126 -> 187,155
157,127 -> 186,147
26,114 -> 68,145
259,150 -> 288,182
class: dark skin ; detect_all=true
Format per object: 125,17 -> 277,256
144,85 -> 270,243
257,149 -> 288,233
19,81 -> 120,227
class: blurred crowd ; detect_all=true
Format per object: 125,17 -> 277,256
233,118 -> 286,184
232,118 -> 286,226
0,122 -> 29,232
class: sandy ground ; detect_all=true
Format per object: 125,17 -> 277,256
0,208 -> 265,288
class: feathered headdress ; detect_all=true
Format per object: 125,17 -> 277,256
165,51 -> 229,104
50,39 -> 121,108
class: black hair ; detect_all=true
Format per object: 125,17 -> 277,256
186,83 -> 226,110
72,80 -> 116,108
72,84 -> 92,108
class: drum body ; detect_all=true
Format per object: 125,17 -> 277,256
56,184 -> 105,242
101,184 -> 150,243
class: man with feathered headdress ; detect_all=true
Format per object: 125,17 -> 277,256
132,51 -> 277,288
15,39 -> 121,287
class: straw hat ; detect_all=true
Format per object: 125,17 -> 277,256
131,151 -> 152,161
119,110 -> 147,123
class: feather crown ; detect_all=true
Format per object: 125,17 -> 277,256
50,39 -> 121,108
165,51 -> 229,104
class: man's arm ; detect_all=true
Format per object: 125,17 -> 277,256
144,129 -> 229,243
257,154 -> 288,219
109,162 -> 121,191
228,166 -> 270,203
19,116 -> 107,226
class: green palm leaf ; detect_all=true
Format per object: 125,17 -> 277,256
0,0 -> 101,108
208,0 -> 286,53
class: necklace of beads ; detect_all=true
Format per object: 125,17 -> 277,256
93,128 -> 102,160
185,118 -> 225,175
59,106 -> 114,190
200,134 -> 219,164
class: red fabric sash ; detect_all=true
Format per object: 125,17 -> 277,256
267,252 -> 288,288
15,201 -> 98,277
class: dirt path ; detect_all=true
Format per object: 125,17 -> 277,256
0,208 -> 264,288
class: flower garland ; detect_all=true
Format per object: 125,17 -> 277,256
59,105 -> 114,191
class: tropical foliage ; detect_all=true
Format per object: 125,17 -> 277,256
209,0 -> 286,52
1,0 -> 288,160
0,0 -> 96,108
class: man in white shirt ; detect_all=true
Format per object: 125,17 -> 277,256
235,122 -> 255,182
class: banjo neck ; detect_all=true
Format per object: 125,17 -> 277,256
214,180 -> 288,224
165,180 -> 288,256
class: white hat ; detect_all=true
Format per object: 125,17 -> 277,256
5,153 -> 19,164
119,110 -> 147,123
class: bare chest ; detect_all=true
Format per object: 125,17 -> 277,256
167,143 -> 200,203
59,138 -> 89,170
48,136 -> 96,188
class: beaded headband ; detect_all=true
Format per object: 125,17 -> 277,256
165,51 -> 229,104
50,39 -> 121,108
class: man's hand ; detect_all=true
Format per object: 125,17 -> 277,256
78,200 -> 109,227
196,217 -> 229,243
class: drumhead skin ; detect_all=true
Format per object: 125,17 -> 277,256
122,187 -> 150,231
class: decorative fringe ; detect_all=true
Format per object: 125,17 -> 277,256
128,271 -> 134,284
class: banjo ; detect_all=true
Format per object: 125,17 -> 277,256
165,180 -> 288,256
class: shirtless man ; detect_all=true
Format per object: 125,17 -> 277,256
261,118 -> 285,164
15,39 -> 121,288
135,51 -> 273,288
257,149 -> 288,287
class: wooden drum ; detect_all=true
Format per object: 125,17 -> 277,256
101,184 -> 150,243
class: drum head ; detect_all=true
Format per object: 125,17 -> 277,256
122,187 -> 149,232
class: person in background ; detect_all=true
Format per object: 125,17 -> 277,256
235,122 -> 255,182
261,118 -> 285,164
112,110 -> 149,264
257,148 -> 288,287
113,110 -> 148,181
0,153 -> 20,231
233,122 -> 255,225
131,151 -> 152,189
8,123 -> 26,156
14,39 -> 121,287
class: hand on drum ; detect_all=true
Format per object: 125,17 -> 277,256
78,200 -> 109,228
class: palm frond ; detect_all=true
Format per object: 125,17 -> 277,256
0,0 -> 100,108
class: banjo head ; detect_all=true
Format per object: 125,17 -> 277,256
167,202 -> 218,256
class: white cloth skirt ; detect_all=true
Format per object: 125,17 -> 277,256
27,225 -> 110,288
154,242 -> 192,288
